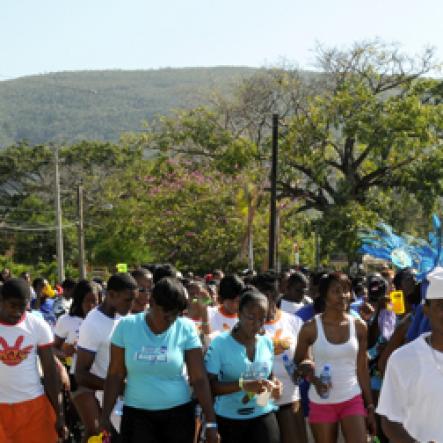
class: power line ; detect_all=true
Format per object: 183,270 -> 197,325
0,222 -> 77,232
0,205 -> 57,214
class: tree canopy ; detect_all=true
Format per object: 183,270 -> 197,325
1,41 -> 443,276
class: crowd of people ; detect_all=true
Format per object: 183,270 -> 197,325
0,262 -> 441,443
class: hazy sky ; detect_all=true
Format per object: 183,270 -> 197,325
2,0 -> 442,79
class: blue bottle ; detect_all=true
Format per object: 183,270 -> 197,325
319,364 -> 331,399
282,354 -> 301,384
282,354 -> 295,376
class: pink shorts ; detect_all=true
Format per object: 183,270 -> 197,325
309,394 -> 367,423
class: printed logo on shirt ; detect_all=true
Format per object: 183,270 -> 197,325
135,345 -> 168,363
0,335 -> 33,366
272,329 -> 292,355
236,407 -> 255,415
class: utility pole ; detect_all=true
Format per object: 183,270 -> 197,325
268,113 -> 279,271
54,146 -> 65,282
77,184 -> 86,279
247,201 -> 254,271
315,224 -> 321,269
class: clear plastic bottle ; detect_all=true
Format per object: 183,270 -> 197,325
319,364 -> 331,399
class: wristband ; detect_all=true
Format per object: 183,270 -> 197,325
239,377 -> 244,390
205,422 -> 218,429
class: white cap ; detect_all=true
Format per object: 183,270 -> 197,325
426,266 -> 443,300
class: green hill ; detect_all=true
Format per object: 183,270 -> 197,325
0,67 -> 258,146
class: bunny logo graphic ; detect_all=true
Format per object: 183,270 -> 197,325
272,329 -> 292,355
0,336 -> 33,366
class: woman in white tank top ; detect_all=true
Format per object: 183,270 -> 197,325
294,272 -> 376,443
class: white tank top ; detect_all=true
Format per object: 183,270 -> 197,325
309,314 -> 361,404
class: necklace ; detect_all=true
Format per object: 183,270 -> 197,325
426,336 -> 443,374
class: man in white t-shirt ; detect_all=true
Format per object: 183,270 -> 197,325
280,271 -> 312,315
0,278 -> 65,442
377,266 -> 443,442
75,273 -> 137,442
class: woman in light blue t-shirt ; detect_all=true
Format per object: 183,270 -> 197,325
100,277 -> 219,443
205,288 -> 283,443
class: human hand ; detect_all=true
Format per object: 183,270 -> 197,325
55,415 -> 69,442
243,378 -> 271,395
55,358 -> 70,391
296,359 -> 315,381
366,409 -> 377,436
271,378 -> 283,400
360,302 -> 375,322
205,428 -> 220,443
62,342 -> 76,357
312,376 -> 331,398
98,416 -> 113,436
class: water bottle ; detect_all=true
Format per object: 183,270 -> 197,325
282,354 -> 300,384
319,364 -> 331,399
113,397 -> 124,416
282,354 -> 295,376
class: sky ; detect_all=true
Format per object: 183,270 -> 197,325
1,0 -> 443,80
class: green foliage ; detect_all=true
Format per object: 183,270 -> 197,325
0,68 -> 257,146
1,43 -> 443,273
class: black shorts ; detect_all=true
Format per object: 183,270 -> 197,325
120,401 -> 195,443
217,412 -> 280,443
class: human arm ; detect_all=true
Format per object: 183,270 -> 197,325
377,348 -> 414,442
53,335 -> 77,360
55,356 -> 71,391
75,318 -> 105,390
185,348 -> 219,443
378,316 -> 410,374
74,348 -> 105,390
355,319 -> 376,436
204,338 -> 273,397
196,286 -> 212,336
100,344 -> 126,433
293,321 -> 316,377
366,303 -> 381,349
38,345 -> 66,439
381,417 -> 416,443
270,374 -> 283,400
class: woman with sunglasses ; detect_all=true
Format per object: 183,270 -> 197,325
205,288 -> 282,443
130,268 -> 153,313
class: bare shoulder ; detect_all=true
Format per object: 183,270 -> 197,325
300,318 -> 317,342
353,316 -> 368,338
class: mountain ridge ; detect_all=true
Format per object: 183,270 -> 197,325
0,67 -> 259,146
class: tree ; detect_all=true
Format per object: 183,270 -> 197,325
0,141 -> 143,266
274,41 -> 443,257
93,156 -> 249,272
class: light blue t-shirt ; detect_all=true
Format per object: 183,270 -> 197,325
111,312 -> 201,411
204,332 -> 277,420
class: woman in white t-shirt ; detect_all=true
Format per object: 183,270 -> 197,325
253,272 -> 308,443
54,280 -> 99,380
295,272 -> 376,443
207,274 -> 244,338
